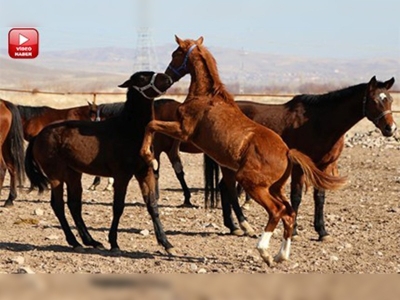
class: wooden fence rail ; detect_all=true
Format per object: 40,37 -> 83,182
1,88 -> 399,114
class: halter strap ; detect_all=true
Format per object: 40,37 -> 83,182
362,96 -> 392,125
167,44 -> 197,78
132,73 -> 166,99
95,107 -> 101,121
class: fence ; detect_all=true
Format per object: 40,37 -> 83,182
1,87 -> 400,114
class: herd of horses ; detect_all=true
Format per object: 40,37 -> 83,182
0,35 -> 396,267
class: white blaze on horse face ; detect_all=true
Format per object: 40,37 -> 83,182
257,231 -> 273,250
379,93 -> 387,101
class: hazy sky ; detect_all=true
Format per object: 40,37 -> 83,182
0,0 -> 399,59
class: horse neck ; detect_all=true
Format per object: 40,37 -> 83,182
18,105 -> 69,124
187,50 -> 232,102
121,89 -> 154,126
308,85 -> 366,138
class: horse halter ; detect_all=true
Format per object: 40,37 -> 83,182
132,73 -> 168,99
362,95 -> 392,125
167,44 -> 197,80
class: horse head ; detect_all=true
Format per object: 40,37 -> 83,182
87,101 -> 99,122
119,71 -> 173,99
364,76 -> 396,137
165,35 -> 204,82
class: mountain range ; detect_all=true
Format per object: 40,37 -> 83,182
1,45 -> 399,93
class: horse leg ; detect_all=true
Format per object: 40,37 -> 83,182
3,165 -> 17,207
136,168 -> 175,255
0,160 -> 6,199
290,166 -> 304,238
218,178 -> 243,236
271,189 -> 296,263
167,140 -> 192,207
313,188 -> 331,241
50,181 -> 83,251
65,171 -> 104,249
104,177 -> 114,191
220,167 -> 256,237
108,177 -> 129,252
88,176 -> 101,190
141,120 -> 189,170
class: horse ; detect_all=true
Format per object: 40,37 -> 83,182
204,76 -> 396,241
17,102 -> 98,141
87,99 -> 216,207
139,35 -> 346,266
0,99 -> 25,207
24,71 -> 176,255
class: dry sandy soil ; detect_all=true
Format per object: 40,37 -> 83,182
0,128 -> 399,274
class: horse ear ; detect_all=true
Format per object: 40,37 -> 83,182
367,76 -> 377,92
384,77 -> 395,90
196,36 -> 204,45
175,35 -> 184,47
118,80 -> 131,88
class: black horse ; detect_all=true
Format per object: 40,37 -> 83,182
24,71 -> 176,254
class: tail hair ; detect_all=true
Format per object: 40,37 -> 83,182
287,149 -> 346,191
24,137 -> 49,193
3,100 -> 25,185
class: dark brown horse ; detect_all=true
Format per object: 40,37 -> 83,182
0,101 -> 98,206
17,102 -> 98,141
0,99 -> 25,207
88,99 -> 206,207
24,71 -> 175,254
205,77 -> 396,241
139,36 -> 346,266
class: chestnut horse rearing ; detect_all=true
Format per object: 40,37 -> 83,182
25,71 -> 175,254
140,36 -> 346,266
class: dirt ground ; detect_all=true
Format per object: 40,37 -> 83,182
0,131 -> 399,274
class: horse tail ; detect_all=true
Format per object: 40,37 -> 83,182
3,101 -> 25,185
287,149 -> 346,191
24,136 -> 49,193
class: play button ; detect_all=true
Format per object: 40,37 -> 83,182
19,34 -> 29,45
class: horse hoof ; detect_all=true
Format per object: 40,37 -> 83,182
73,245 -> 86,253
3,201 -> 14,208
104,187 -> 113,192
166,247 -> 178,256
258,249 -> 274,267
240,221 -> 257,238
110,247 -> 122,255
230,228 -> 245,236
242,203 -> 251,211
274,254 -> 288,264
178,202 -> 195,208
319,235 -> 333,243
95,244 -> 106,250
292,235 -> 302,242
88,186 -> 96,191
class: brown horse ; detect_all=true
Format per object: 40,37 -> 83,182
0,99 -> 25,207
17,102 -> 98,141
24,71 -> 175,254
206,76 -> 396,241
0,101 -> 99,206
139,36 -> 346,266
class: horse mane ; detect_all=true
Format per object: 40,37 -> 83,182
197,45 -> 234,102
98,102 -> 125,118
286,83 -> 368,108
17,105 -> 52,120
